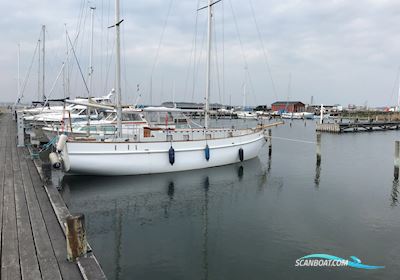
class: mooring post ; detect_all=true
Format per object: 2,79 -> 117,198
17,111 -> 24,147
316,132 -> 321,165
320,104 -> 324,124
66,214 -> 87,262
268,129 -> 272,156
395,141 -> 400,180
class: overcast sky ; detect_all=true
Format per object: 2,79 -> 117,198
1,0 -> 400,107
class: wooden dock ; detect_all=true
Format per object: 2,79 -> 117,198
0,113 -> 106,280
316,121 -> 400,133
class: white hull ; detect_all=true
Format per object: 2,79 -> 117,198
236,111 -> 257,119
281,112 -> 314,119
61,131 -> 266,176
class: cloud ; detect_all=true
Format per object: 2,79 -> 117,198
1,0 -> 400,107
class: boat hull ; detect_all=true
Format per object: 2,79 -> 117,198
62,131 -> 266,175
281,112 -> 314,119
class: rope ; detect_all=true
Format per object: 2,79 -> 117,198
29,136 -> 58,157
266,136 -> 316,144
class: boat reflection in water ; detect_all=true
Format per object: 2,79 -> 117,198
61,158 -> 266,280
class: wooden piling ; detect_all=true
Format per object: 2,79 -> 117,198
395,141 -> 400,180
66,214 -> 87,262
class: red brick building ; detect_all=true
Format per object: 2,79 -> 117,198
271,101 -> 305,113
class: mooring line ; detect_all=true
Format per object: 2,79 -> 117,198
265,136 -> 316,144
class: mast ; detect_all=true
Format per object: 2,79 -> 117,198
205,0 -> 212,129
87,7 -> 96,136
42,25 -> 45,101
17,43 -> 20,101
37,39 -> 41,101
398,68 -> 400,111
89,7 -> 95,97
115,0 -> 122,137
65,24 -> 70,98
242,82 -> 246,110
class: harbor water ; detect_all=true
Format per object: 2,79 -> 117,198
60,119 -> 400,280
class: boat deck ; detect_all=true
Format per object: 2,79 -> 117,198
0,113 -> 105,279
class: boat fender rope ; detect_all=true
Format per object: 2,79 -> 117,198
205,144 -> 210,161
169,146 -> 175,165
29,136 -> 58,157
239,148 -> 244,162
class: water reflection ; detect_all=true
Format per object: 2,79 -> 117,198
315,133 -> 322,188
391,179 -> 399,207
167,182 -> 175,200
314,157 -> 321,188
202,176 -> 209,280
61,159 -> 263,280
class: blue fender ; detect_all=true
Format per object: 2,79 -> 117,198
239,148 -> 244,162
169,146 -> 175,165
205,144 -> 210,161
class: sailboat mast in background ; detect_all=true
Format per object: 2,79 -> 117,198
115,0 -> 123,137
42,25 -> 45,101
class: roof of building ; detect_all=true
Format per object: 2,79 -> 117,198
271,101 -> 305,106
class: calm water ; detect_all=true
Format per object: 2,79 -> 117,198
60,120 -> 400,280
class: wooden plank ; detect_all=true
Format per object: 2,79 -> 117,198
13,144 -> 42,280
23,153 -> 82,279
28,150 -> 106,280
18,149 -> 62,280
4,112 -> 106,279
0,117 -> 8,280
1,131 -> 21,280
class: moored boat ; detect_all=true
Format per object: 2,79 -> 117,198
53,0 -> 282,176
281,112 -> 314,119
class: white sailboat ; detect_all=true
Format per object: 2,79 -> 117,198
55,0 -> 281,175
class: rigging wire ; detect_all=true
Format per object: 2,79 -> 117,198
389,67 -> 400,106
183,0 -> 201,102
69,0 -> 88,97
212,12 -> 222,105
42,62 -> 67,108
249,0 -> 278,100
17,40 -> 40,103
228,0 -> 257,105
71,1 -> 90,97
104,39 -> 116,95
149,0 -> 175,103
66,30 -> 90,94
192,20 -> 208,102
